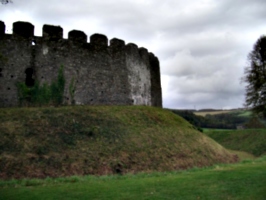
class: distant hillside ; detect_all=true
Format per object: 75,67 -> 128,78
171,109 -> 251,129
0,106 -> 238,180
194,109 -> 250,117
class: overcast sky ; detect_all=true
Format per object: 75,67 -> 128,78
1,0 -> 265,109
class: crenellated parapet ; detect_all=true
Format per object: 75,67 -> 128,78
68,30 -> 87,43
43,24 -> 63,41
0,21 -> 5,36
0,21 -> 162,107
13,21 -> 34,38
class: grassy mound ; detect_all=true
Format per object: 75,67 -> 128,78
0,106 -> 238,179
205,129 -> 266,156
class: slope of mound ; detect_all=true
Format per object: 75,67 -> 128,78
0,106 -> 238,179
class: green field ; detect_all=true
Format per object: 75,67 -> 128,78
194,110 -> 232,116
0,157 -> 265,200
173,108 -> 254,130
194,109 -> 251,117
205,129 -> 266,156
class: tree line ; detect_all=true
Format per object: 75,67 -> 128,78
243,35 -> 266,118
170,109 -> 265,130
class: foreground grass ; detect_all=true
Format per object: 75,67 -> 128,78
1,157 -> 265,200
205,129 -> 266,156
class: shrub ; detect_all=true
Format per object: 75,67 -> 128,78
16,65 -> 66,106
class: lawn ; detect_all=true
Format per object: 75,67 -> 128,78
1,157 -> 265,200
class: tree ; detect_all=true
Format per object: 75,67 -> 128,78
1,0 -> 12,4
244,35 -> 266,118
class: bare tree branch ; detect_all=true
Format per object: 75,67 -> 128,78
1,0 -> 13,4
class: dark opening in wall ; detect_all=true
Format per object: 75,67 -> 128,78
112,163 -> 122,175
0,68 -> 2,77
25,68 -> 35,87
7,87 -> 10,90
10,75 -> 14,78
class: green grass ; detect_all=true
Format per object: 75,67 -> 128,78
205,129 -> 266,156
203,128 -> 233,132
0,156 -> 265,200
236,111 -> 252,117
1,106 -> 265,199
0,105 -> 238,179
194,110 -> 232,116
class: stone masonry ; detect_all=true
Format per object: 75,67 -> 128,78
0,21 -> 162,107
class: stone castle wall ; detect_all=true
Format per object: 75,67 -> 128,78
0,21 -> 162,107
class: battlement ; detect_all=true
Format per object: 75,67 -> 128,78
13,21 -> 34,38
43,24 -> 63,40
110,38 -> 125,48
0,21 -> 5,36
0,20 -> 162,107
1,21 -> 159,55
68,30 -> 87,43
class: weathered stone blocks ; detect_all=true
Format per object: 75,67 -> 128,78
0,21 -> 162,107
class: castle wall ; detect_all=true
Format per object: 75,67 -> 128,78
0,22 -> 35,107
149,53 -> 162,107
0,21 -> 162,107
125,44 -> 151,105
